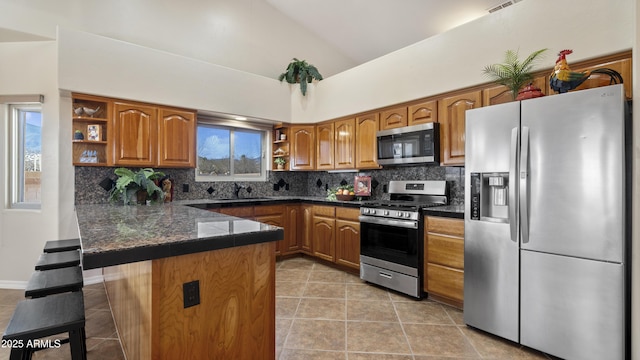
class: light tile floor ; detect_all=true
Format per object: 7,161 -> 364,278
0,283 -> 124,360
276,256 -> 553,360
0,256 -> 553,359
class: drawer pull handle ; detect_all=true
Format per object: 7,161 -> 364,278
379,272 -> 392,279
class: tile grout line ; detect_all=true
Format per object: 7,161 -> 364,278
390,294 -> 417,360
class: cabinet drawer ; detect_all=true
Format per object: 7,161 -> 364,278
336,207 -> 360,221
314,206 -> 335,217
254,205 -> 285,216
216,206 -> 254,218
426,263 -> 464,302
426,217 -> 464,237
427,234 -> 464,269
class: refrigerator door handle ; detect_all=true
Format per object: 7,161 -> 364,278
520,126 -> 530,243
509,127 -> 518,241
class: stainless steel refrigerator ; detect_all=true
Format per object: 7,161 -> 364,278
464,84 -> 630,359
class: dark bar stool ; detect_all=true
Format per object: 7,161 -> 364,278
43,238 -> 81,253
25,266 -> 83,298
34,250 -> 80,270
2,292 -> 87,360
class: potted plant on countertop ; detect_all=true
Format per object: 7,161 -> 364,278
278,58 -> 323,96
483,48 -> 547,100
109,167 -> 165,205
274,157 -> 286,170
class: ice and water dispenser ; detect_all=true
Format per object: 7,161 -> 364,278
470,172 -> 510,222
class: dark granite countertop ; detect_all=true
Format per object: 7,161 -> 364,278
76,203 -> 284,270
422,205 -> 465,219
179,196 -> 364,209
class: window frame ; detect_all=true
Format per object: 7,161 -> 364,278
195,118 -> 270,182
7,103 -> 42,209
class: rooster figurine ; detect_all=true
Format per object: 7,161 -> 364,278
550,49 -> 623,94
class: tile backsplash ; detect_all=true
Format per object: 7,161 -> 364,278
74,165 -> 464,205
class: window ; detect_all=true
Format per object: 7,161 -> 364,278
196,119 -> 268,182
8,103 -> 42,209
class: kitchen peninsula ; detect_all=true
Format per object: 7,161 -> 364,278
76,203 -> 284,360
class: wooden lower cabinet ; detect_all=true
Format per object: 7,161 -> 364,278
283,205 -> 301,254
211,203 -> 360,268
301,205 -> 314,254
424,216 -> 464,308
312,206 -> 336,262
335,208 -> 360,270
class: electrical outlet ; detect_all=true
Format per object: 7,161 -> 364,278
182,184 -> 189,192
183,280 -> 200,308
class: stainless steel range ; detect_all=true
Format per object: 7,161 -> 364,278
359,180 -> 448,298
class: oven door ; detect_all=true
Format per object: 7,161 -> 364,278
359,215 -> 420,269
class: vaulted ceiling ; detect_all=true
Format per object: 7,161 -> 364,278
0,0 -> 514,78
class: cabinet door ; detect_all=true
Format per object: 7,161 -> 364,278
379,106 -> 408,130
408,100 -> 437,125
158,108 -> 196,168
316,123 -> 334,170
290,125 -> 315,170
355,112 -> 380,169
312,215 -> 335,262
335,219 -> 360,270
334,118 -> 355,169
255,213 -> 285,254
114,102 -> 157,166
438,91 -> 481,166
284,205 -> 301,254
301,205 -> 314,254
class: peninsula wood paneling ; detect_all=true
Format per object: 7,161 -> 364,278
103,261 -> 153,360
104,242 -> 276,360
154,242 -> 275,359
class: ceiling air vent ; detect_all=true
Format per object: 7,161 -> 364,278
488,0 -> 522,13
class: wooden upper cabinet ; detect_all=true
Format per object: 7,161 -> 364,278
113,102 -> 157,167
438,90 -> 481,166
408,100 -> 437,125
482,76 -> 548,106
290,125 -> 315,170
547,57 -> 632,99
158,108 -> 196,168
316,122 -> 334,170
334,118 -> 355,169
379,106 -> 408,130
355,112 -> 380,169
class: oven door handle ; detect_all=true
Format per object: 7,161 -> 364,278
358,216 -> 418,229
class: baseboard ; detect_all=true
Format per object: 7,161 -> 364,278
83,274 -> 104,285
0,280 -> 27,290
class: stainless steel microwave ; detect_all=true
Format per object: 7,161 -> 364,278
376,122 -> 440,166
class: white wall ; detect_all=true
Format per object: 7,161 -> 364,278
0,41 -> 75,286
0,0 -> 356,79
57,27 -> 291,122
292,0 -> 634,123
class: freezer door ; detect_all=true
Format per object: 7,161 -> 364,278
520,85 -> 626,262
521,250 -> 625,359
464,102 -> 520,342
